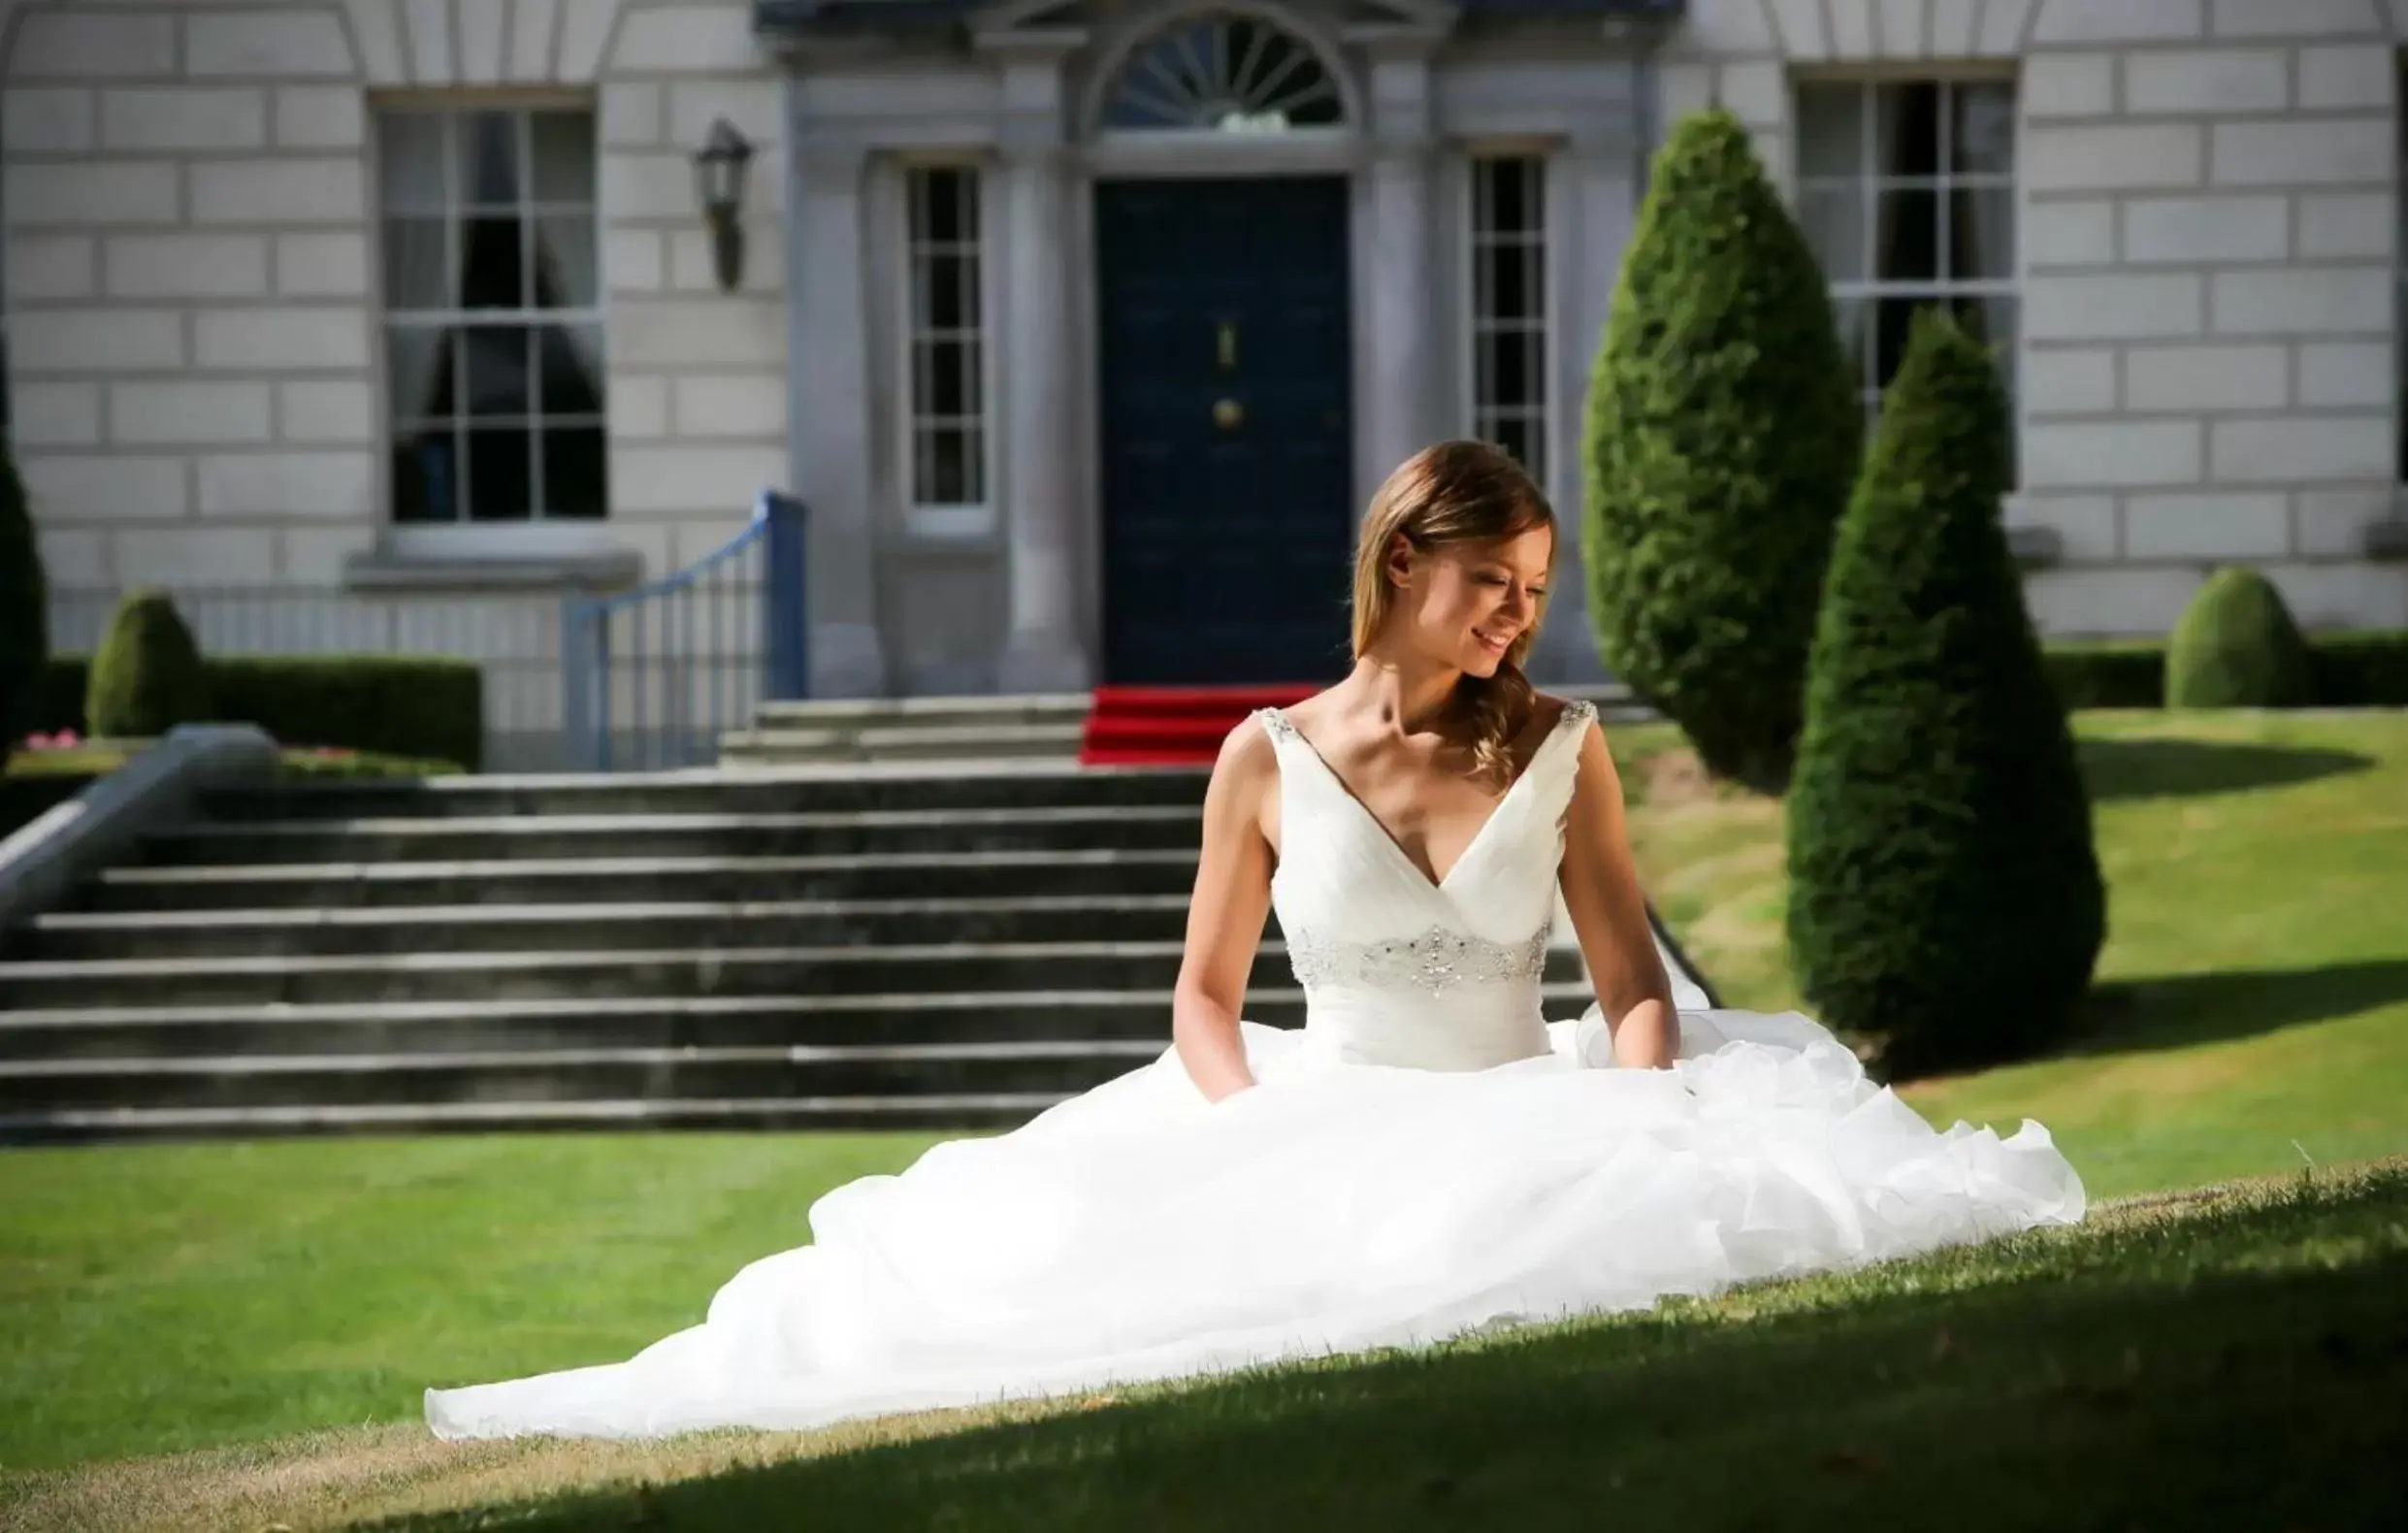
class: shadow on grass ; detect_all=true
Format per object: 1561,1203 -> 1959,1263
2069,958 -> 2408,1057
2076,736 -> 2374,801
386,1169 -> 2408,1533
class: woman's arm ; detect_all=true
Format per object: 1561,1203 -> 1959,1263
1558,717 -> 1679,1069
1171,717 -> 1280,1102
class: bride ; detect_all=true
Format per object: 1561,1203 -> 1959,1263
425,440 -> 2084,1441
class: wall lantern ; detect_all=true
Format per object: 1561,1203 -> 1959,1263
692,117 -> 756,292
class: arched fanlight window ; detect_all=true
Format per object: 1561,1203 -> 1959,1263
1101,11 -> 1346,134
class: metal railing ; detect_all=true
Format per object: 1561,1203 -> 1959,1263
559,488 -> 809,771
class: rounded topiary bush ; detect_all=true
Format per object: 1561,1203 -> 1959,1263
0,441 -> 47,749
86,589 -> 212,739
1785,309 -> 2105,1080
1583,109 -> 1860,789
2164,566 -> 2312,708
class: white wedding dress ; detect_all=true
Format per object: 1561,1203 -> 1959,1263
425,700 -> 2084,1441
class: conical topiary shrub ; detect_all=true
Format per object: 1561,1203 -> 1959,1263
86,589 -> 212,739
2164,566 -> 2312,708
0,441 -> 47,750
1582,109 -> 1860,789
1785,309 -> 2104,1079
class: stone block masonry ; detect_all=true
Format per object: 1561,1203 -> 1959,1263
1658,0 -> 2408,633
3,0 -> 792,757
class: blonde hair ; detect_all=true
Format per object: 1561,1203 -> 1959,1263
1350,440 -> 1556,786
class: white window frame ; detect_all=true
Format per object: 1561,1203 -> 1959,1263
897,161 -> 994,537
1794,76 -> 2020,470
1465,151 -> 1551,487
374,101 -> 608,530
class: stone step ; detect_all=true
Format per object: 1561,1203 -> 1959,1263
139,805 -> 1205,865
750,694 -> 1092,728
197,762 -> 1206,822
0,1039 -> 1173,1114
18,896 -> 1203,961
73,850 -> 1203,913
0,1093 -> 1076,1145
718,722 -> 1090,765
0,986 -> 1600,1061
0,941 -> 1587,1009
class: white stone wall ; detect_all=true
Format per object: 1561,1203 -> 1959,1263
1664,0 -> 2408,634
1,0 -> 790,762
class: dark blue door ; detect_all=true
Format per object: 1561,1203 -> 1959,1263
1097,177 -> 1354,685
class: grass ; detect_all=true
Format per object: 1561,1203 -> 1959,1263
1,709 -> 2404,1523
1615,709 -> 2408,1200
4,742 -> 463,779
6,1158 -> 2403,1532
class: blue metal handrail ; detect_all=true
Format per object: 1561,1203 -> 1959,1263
560,488 -> 808,771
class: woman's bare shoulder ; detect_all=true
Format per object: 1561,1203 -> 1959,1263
1209,709 -> 1283,791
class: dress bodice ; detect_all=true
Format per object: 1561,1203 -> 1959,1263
1254,699 -> 1596,1071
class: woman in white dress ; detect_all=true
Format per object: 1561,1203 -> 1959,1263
425,440 -> 2084,1442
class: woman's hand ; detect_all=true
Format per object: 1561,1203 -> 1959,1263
1557,713 -> 1679,1071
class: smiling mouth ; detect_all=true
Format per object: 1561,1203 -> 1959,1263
1473,628 -> 1513,653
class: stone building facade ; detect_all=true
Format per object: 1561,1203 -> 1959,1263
2,0 -> 2403,760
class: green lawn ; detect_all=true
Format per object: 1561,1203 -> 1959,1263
7,1160 -> 2403,1532
1619,709 -> 2408,1199
2,710 -> 2404,1525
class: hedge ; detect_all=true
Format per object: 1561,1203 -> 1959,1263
0,440 -> 46,748
1581,110 -> 1859,789
86,589 -> 212,739
33,654 -> 483,770
1785,308 -> 2102,1079
2165,567 -> 2314,709
2045,631 -> 2408,710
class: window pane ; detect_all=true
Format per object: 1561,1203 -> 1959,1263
1948,188 -> 2016,279
529,112 -> 595,204
914,170 -> 971,244
1873,82 -> 1940,177
1479,245 -> 1532,319
924,426 -> 975,504
466,427 -> 533,520
1484,331 -> 1539,409
1831,296 -> 1871,392
923,340 -> 973,415
391,430 -> 459,522
461,326 -> 532,419
1873,188 -> 1939,281
917,252 -> 979,329
1800,185 -> 1867,281
1873,296 -> 1934,394
531,215 -> 597,309
382,217 -> 452,310
1796,83 -> 1865,179
459,216 -> 525,309
379,114 -> 447,212
1494,416 -> 1541,473
537,325 -> 605,416
386,327 -> 455,420
1951,82 -> 2016,176
1951,293 -> 2019,394
459,112 -> 520,207
1487,161 -> 1530,231
542,427 -> 607,518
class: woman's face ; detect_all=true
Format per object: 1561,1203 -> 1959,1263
1391,523 -> 1554,678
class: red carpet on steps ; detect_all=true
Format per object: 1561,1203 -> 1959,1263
1080,684 -> 1320,766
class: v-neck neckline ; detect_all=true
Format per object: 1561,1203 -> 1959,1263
1271,703 -> 1567,896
